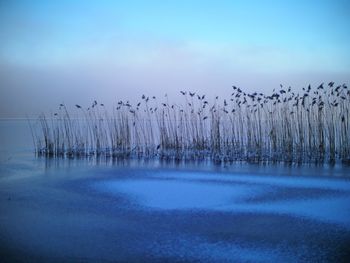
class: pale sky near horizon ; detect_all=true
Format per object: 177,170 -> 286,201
0,0 -> 349,117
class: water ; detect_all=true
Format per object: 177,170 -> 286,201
1,120 -> 350,262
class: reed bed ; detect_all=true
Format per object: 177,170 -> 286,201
30,83 -> 350,164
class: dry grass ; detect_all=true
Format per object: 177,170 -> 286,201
30,83 -> 350,164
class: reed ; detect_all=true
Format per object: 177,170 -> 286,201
31,83 -> 350,164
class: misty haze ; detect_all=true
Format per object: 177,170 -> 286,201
1,1 -> 350,263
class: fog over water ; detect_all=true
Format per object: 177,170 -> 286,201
1,0 -> 349,118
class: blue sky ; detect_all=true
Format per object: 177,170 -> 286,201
0,0 -> 349,117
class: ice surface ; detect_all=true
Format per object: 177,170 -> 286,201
1,121 -> 350,262
95,179 -> 267,210
94,171 -> 350,228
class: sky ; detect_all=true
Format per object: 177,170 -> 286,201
0,0 -> 349,118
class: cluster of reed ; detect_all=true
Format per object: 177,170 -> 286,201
30,82 -> 350,163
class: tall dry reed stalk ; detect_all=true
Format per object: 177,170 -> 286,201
31,83 -> 350,164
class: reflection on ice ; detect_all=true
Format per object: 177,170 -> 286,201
96,179 -> 266,210
94,171 -> 350,228
252,196 -> 350,227
157,171 -> 350,191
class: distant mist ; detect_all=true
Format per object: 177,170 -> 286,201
1,0 -> 349,118
0,61 -> 349,118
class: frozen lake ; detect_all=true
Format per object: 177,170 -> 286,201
1,120 -> 350,262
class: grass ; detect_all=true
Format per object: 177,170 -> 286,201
30,82 -> 350,164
